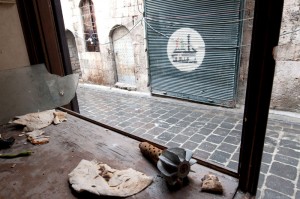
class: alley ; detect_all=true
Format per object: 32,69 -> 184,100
77,83 -> 300,199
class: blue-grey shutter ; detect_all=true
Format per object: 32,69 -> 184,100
145,0 -> 243,107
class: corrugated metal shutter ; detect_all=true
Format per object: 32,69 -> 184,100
145,0 -> 243,107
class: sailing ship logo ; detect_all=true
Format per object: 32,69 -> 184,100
167,28 -> 205,72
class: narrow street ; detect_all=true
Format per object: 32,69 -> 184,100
77,83 -> 300,199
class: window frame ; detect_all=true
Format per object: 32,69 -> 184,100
16,0 -> 285,196
79,0 -> 100,52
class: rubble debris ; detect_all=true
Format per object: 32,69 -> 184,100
53,111 -> 67,124
68,159 -> 152,197
0,135 -> 15,149
0,150 -> 32,159
13,110 -> 67,132
200,174 -> 224,194
26,130 -> 50,145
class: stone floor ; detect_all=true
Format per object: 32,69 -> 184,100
77,83 -> 300,199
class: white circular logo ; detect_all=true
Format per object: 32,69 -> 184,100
167,28 -> 205,72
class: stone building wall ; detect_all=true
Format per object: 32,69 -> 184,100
238,0 -> 300,112
93,0 -> 148,91
237,0 -> 255,105
271,0 -> 300,112
61,0 -> 148,91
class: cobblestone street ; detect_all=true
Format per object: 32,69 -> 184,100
77,83 -> 300,199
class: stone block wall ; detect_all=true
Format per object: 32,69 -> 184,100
238,0 -> 300,112
237,0 -> 254,105
93,0 -> 148,91
61,0 -> 148,90
271,0 -> 300,112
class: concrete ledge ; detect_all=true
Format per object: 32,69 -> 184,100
79,83 -> 151,97
115,82 -> 137,91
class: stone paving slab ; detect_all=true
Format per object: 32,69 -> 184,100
77,83 -> 300,199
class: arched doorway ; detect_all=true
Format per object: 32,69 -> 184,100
65,30 -> 81,76
111,26 -> 136,86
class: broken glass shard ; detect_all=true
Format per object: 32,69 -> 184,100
0,64 -> 79,125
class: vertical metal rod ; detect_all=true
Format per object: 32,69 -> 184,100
238,0 -> 284,195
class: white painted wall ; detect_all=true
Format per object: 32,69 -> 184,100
0,4 -> 29,70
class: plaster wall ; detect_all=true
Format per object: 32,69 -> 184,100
0,3 -> 29,71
